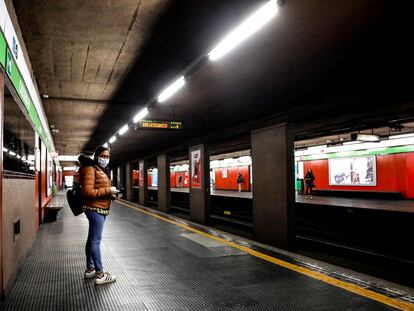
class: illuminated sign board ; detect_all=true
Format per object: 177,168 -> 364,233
138,120 -> 183,130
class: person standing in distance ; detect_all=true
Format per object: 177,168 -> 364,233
305,168 -> 315,199
79,145 -> 119,285
237,172 -> 244,192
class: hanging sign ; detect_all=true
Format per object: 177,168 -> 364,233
138,119 -> 183,130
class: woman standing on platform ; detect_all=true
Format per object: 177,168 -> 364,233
305,168 -> 315,199
237,173 -> 244,192
79,145 -> 119,285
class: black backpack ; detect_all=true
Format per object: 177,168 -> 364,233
66,183 -> 84,216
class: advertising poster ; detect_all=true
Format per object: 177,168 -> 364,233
139,162 -> 144,187
191,149 -> 202,189
329,156 -> 376,186
47,153 -> 53,195
151,169 -> 158,187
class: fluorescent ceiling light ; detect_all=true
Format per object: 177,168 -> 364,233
389,133 -> 414,140
9,151 -> 16,156
109,136 -> 117,144
157,76 -> 185,103
133,107 -> 149,123
28,155 -> 35,161
58,155 -> 79,162
208,0 -> 278,61
351,133 -> 380,142
342,141 -> 362,145
3,147 -> 8,152
103,143 -> 109,148
307,145 -> 327,150
119,124 -> 129,135
16,155 -> 21,159
63,166 -> 77,171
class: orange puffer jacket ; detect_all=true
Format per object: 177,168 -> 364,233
79,155 -> 112,210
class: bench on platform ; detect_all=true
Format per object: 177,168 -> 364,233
44,196 -> 65,222
312,189 -> 401,200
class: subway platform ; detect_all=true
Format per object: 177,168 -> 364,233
1,198 -> 413,311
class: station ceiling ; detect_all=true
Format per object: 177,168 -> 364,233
14,0 -> 414,164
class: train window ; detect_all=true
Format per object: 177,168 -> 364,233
3,84 -> 36,175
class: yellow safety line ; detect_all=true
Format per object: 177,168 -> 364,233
118,200 -> 414,311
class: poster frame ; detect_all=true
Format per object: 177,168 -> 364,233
328,155 -> 377,186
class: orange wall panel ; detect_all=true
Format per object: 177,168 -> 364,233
303,152 -> 414,198
214,166 -> 250,191
171,171 -> 189,188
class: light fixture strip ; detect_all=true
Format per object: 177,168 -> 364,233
119,124 -> 129,135
389,133 -> 414,140
157,76 -> 186,103
208,0 -> 278,61
104,0 -> 282,146
133,107 -> 149,123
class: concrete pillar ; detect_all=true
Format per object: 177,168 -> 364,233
138,160 -> 148,206
116,166 -> 121,189
125,162 -> 132,201
189,144 -> 210,224
252,123 -> 295,248
157,155 -> 171,213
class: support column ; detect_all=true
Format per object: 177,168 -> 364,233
157,154 -> 170,213
138,160 -> 148,206
125,162 -> 132,201
189,144 -> 210,224
252,123 -> 295,248
116,166 -> 121,189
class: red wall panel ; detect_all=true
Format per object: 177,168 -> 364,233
214,166 -> 250,191
171,171 -> 189,188
183,171 -> 189,187
303,152 -> 414,198
132,170 -> 139,186
170,172 -> 177,188
406,153 -> 414,198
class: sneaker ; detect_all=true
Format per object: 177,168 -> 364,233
95,272 -> 117,285
84,268 -> 96,279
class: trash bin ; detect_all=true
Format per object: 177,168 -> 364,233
296,178 -> 304,194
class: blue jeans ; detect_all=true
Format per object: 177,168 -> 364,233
85,210 -> 106,272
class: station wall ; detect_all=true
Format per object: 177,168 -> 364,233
2,178 -> 35,291
214,166 -> 250,191
170,171 -> 189,188
303,152 -> 414,198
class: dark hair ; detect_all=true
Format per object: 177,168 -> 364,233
94,145 -> 110,158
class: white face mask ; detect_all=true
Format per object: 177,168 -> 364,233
97,157 -> 109,168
